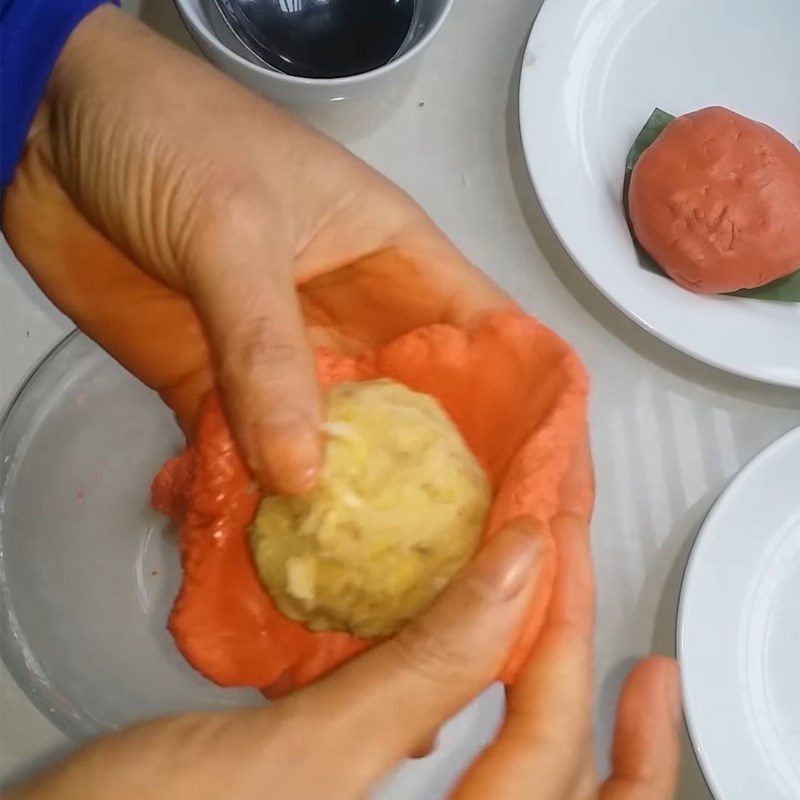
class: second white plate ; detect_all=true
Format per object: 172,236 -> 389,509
678,425 -> 800,800
519,0 -> 800,387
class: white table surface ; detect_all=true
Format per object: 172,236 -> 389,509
1,1 -> 799,796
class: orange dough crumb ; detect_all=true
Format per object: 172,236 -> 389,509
629,106 -> 800,294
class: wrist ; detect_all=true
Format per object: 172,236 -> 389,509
46,3 -> 130,100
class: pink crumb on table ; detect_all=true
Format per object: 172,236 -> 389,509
77,491 -> 85,501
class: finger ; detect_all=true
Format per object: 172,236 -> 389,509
510,429 -> 595,720
188,231 -> 321,494
277,519 -> 551,784
600,657 -> 682,800
454,515 -> 595,799
556,423 -> 595,520
545,426 -> 595,631
453,434 -> 596,799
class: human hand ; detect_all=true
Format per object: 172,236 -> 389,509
11,516 -> 548,800
452,432 -> 682,800
2,5 -> 509,494
9,434 -> 680,800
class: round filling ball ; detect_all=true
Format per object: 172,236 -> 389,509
629,106 -> 800,294
250,379 -> 492,638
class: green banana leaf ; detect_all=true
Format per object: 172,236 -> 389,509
622,108 -> 800,302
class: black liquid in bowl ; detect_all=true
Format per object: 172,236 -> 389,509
220,0 -> 415,79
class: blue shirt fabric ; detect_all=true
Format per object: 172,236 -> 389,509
1,0 -> 117,191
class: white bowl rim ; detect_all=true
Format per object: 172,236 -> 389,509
174,0 -> 455,87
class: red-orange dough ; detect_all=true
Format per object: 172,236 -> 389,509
153,311 -> 588,694
629,106 -> 800,294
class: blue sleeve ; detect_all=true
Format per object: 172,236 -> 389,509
1,0 -> 118,191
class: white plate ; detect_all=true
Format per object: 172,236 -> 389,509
519,0 -> 800,387
678,426 -> 800,800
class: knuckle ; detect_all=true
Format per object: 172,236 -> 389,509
184,177 -> 252,246
187,182 -> 288,273
198,174 -> 261,226
390,615 -> 473,685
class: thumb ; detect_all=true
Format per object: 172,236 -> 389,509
188,235 -> 321,494
281,519 -> 550,782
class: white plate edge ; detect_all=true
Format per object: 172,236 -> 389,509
675,424 -> 800,800
516,0 -> 800,390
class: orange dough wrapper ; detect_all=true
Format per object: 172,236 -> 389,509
153,311 -> 589,694
629,106 -> 800,294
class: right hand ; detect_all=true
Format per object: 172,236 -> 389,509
10,432 -> 681,800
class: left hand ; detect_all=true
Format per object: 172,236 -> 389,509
2,5 -> 509,494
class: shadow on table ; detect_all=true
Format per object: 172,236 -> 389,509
593,491 -> 717,800
0,740 -> 77,793
649,496 -> 717,800
138,0 -> 199,52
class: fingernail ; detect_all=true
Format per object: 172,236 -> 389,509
471,520 -> 542,600
258,419 -> 321,494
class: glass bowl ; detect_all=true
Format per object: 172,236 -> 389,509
0,332 -> 262,740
